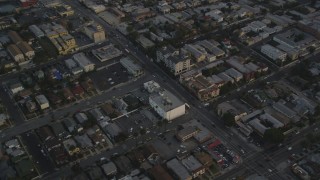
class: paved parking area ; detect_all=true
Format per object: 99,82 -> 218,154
115,111 -> 154,135
89,63 -> 129,91
20,131 -> 55,174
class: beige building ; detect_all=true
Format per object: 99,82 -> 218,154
156,46 -> 191,75
7,44 -> 25,63
83,23 -> 106,43
149,89 -> 186,121
17,41 -> 35,60
56,5 -> 74,17
35,95 -> 50,110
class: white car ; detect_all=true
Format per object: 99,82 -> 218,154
268,169 -> 273,173
287,147 -> 292,151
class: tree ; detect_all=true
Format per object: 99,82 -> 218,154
263,128 -> 284,144
222,112 -> 235,127
314,106 -> 320,117
139,128 -> 146,135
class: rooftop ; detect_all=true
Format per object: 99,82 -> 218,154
166,158 -> 191,180
181,155 -> 203,172
149,89 -> 185,112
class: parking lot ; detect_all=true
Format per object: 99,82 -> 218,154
206,139 -> 240,169
20,131 -> 56,174
89,63 -> 129,91
115,110 -> 154,135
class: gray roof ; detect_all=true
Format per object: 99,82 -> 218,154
149,89 -> 185,112
166,158 -> 191,180
181,155 -> 203,172
273,101 -> 297,118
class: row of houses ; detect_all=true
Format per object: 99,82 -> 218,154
261,28 -> 320,62
6,31 -> 35,65
38,22 -> 77,55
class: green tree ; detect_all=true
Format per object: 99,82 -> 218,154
222,112 -> 235,127
139,128 -> 146,135
263,128 -> 284,144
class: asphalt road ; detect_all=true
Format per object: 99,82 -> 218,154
20,131 -> 55,175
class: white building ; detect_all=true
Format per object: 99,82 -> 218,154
261,44 -> 287,61
35,94 -> 50,109
149,89 -> 186,121
144,80 -> 160,93
72,52 -> 95,72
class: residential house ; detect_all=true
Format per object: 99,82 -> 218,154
7,44 -> 25,63
51,122 -> 70,140
25,100 -> 37,112
75,112 -> 88,124
35,94 -> 50,109
8,31 -> 23,44
63,87 -> 75,100
9,81 -> 24,94
183,44 -> 207,62
142,145 -> 160,164
17,41 -> 35,60
101,162 -> 117,176
63,138 -> 80,156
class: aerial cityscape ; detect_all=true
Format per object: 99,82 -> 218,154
0,0 -> 319,179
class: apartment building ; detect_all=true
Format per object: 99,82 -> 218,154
156,46 -> 191,75
261,44 -> 287,62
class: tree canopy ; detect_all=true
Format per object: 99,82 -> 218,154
263,128 -> 284,144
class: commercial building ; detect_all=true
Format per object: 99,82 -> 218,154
144,80 -> 160,93
261,44 -> 287,62
176,126 -> 198,142
149,89 -> 186,121
156,46 -> 191,75
137,35 -> 155,49
92,44 -> 122,62
181,155 -> 205,178
273,28 -> 319,57
120,57 -> 144,77
166,158 -> 192,180
82,23 -> 106,43
35,94 -> 50,109
73,53 -> 95,72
